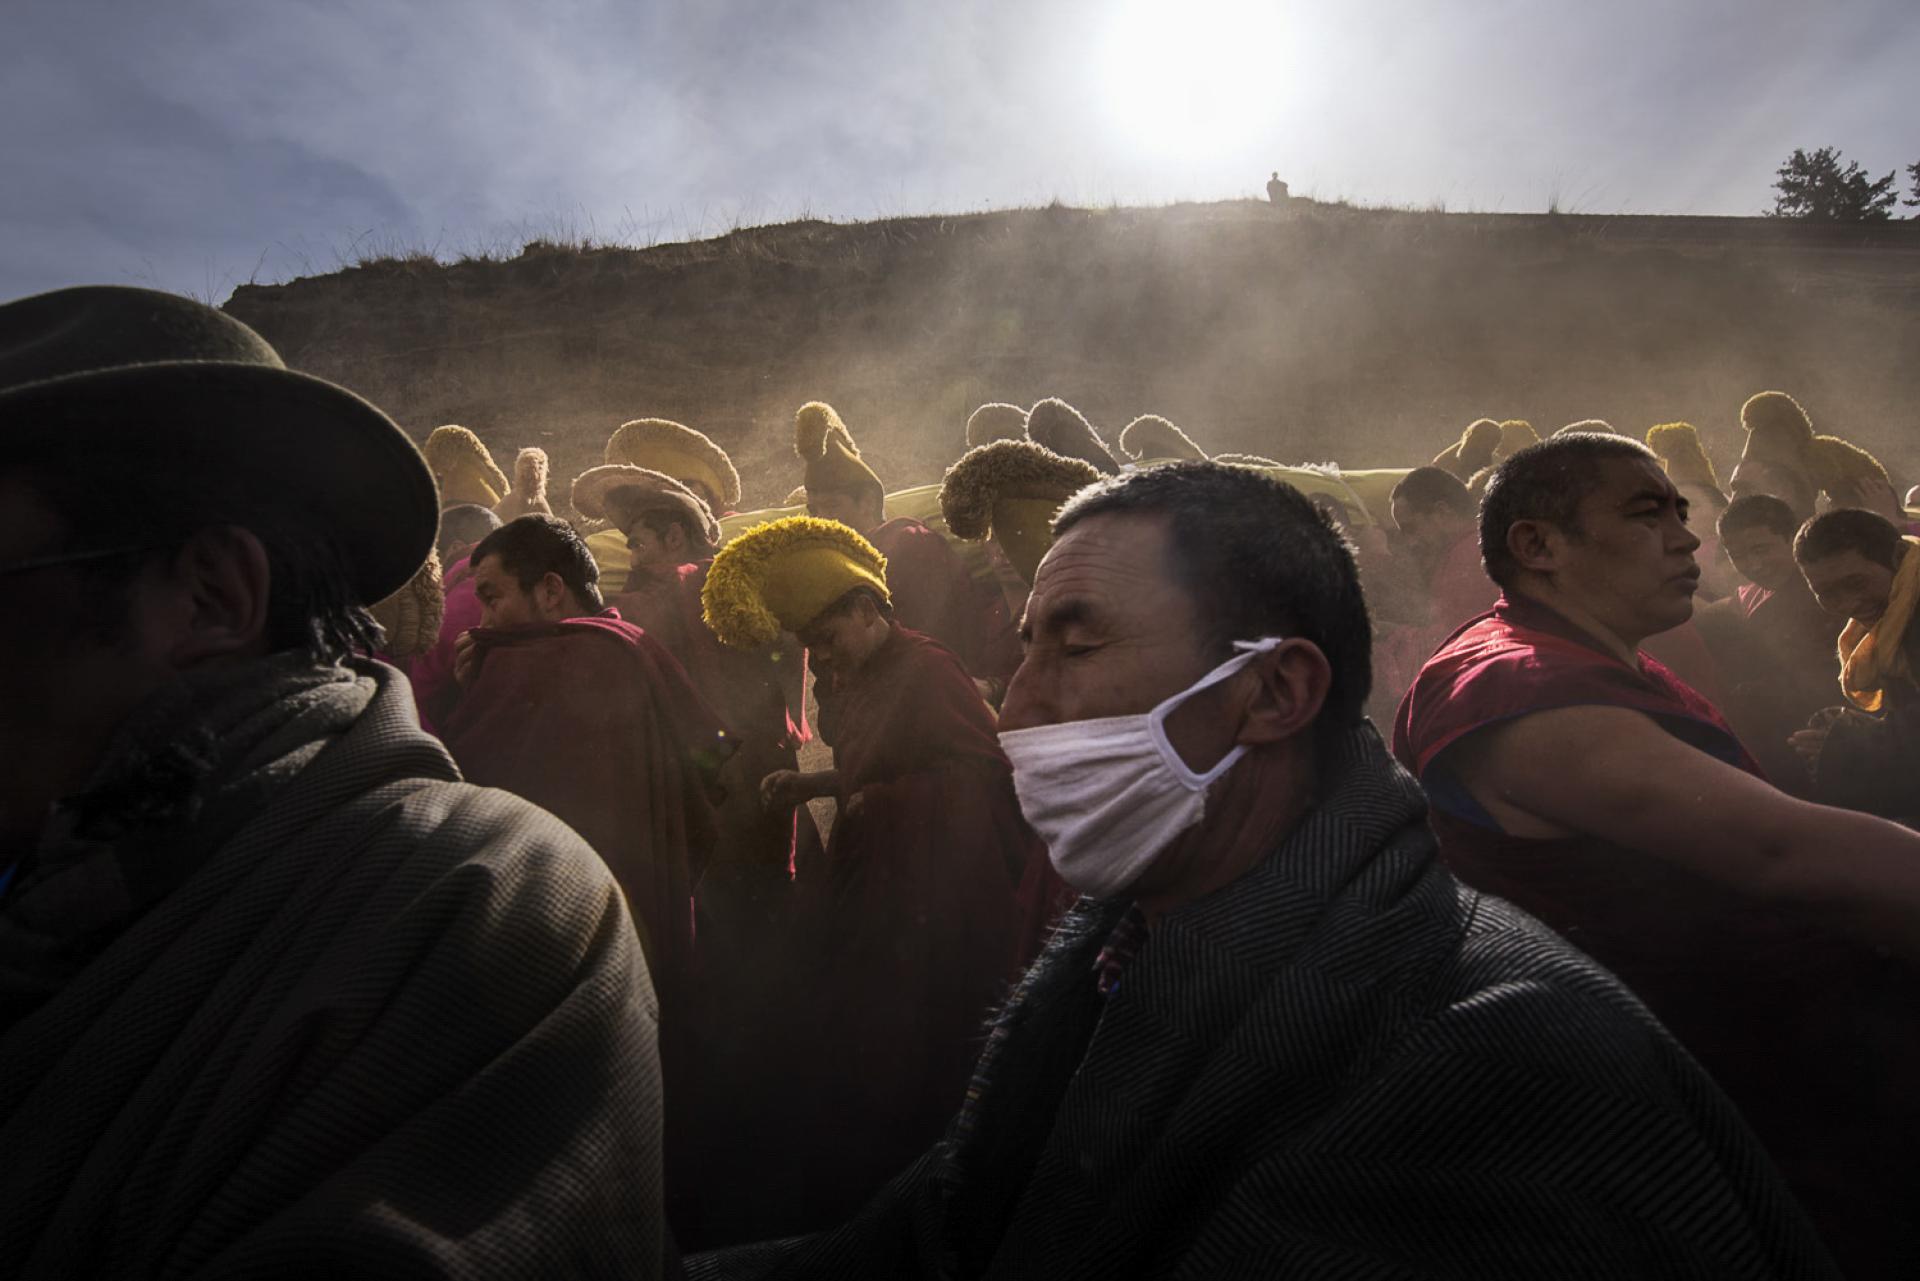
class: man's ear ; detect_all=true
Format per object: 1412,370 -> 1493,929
165,525 -> 272,667
536,570 -> 567,614
1234,640 -> 1332,747
1506,519 -> 1560,576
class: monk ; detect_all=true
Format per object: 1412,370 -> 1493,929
796,401 -> 1021,697
1394,433 -> 1920,1274
1790,507 -> 1920,821
436,514 -> 729,1010
1693,494 -> 1835,793
1,287 -> 666,1276
703,517 -> 1044,1238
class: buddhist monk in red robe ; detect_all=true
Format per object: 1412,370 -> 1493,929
1393,434 -> 1920,1275
793,400 -> 1021,698
702,516 -> 1044,1239
434,515 -> 729,1010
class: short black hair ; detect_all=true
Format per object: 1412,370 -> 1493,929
1718,494 -> 1799,542
1480,435 -> 1659,589
471,514 -> 604,610
12,453 -> 380,663
1794,508 -> 1906,571
1391,466 -> 1476,519
1054,461 -> 1372,747
437,503 -> 501,561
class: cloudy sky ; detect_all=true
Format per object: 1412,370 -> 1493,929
6,0 -> 1913,301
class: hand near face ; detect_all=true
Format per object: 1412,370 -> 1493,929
453,630 -> 477,686
1788,725 -> 1830,764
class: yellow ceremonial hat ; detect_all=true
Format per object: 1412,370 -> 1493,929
966,402 -> 1029,448
423,424 -> 510,507
1025,397 -> 1121,474
794,401 -> 884,504
703,516 -> 890,648
1117,413 -> 1206,463
1645,423 -> 1721,491
604,417 -> 742,510
940,438 -> 1105,584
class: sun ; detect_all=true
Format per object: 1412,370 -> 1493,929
1098,0 -> 1291,160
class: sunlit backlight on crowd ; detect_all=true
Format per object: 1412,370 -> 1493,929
1098,0 -> 1291,160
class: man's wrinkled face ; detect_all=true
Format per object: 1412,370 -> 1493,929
1723,526 -> 1797,593
472,554 -> 549,629
807,489 -> 878,536
1548,456 -> 1702,639
1001,512 -> 1237,773
1799,549 -> 1896,626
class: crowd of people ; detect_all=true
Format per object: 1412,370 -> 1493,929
3,283 -> 1917,1278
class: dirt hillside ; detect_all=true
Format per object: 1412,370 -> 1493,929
224,200 -> 1920,508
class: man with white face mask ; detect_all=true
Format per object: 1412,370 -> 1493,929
691,463 -> 1835,1280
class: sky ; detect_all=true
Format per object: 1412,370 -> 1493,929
4,0 -> 1914,302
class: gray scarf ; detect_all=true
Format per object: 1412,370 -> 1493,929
0,654 -> 376,1027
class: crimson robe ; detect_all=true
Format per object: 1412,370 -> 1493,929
868,518 -> 1021,686
438,609 -> 729,1002
738,626 -> 1049,1241
1393,593 -> 1920,1274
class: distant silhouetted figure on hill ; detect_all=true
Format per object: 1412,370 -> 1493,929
1267,172 -> 1290,204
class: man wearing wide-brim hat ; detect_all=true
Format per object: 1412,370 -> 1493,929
699,515 -> 1049,1238
0,286 -> 668,1277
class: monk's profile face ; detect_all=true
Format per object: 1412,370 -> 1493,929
472,553 -> 568,629
1799,548 -> 1897,626
624,521 -> 677,579
1723,526 -> 1797,594
1004,512 -> 1239,775
1527,456 -> 1701,642
798,593 -> 890,687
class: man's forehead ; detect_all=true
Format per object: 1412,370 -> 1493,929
0,477 -> 66,553
1588,455 -> 1678,504
1026,512 -> 1182,626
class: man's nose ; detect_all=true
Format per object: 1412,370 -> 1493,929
996,658 -> 1052,732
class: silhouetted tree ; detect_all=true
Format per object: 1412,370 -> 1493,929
1767,147 -> 1898,221
1908,161 -> 1920,211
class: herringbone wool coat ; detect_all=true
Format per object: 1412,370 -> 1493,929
0,664 -> 666,1279
693,726 -> 1838,1280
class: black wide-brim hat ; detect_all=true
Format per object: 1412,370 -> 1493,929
0,285 -> 437,603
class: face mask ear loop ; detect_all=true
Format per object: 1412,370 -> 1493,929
1144,636 -> 1289,788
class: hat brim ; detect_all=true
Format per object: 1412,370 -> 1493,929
1,360 -> 438,603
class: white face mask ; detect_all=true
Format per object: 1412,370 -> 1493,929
998,637 -> 1287,899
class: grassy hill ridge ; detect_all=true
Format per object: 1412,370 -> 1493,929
224,200 -> 1920,509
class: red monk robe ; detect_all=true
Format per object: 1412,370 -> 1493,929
437,610 -> 729,1003
756,625 -> 1047,1238
1393,593 -> 1920,1272
868,517 -> 1021,688
613,561 -> 815,898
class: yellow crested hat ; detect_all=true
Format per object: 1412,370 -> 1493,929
940,439 -> 1105,584
604,418 -> 742,510
1117,414 -> 1206,463
965,402 -> 1029,448
1495,419 -> 1539,457
703,515 -> 890,648
423,424 -> 510,507
794,401 -> 884,503
1025,397 -> 1121,474
1645,422 -> 1721,491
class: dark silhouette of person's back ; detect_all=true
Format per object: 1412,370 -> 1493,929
1266,171 -> 1289,204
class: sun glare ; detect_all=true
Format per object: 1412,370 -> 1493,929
1099,0 -> 1291,160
